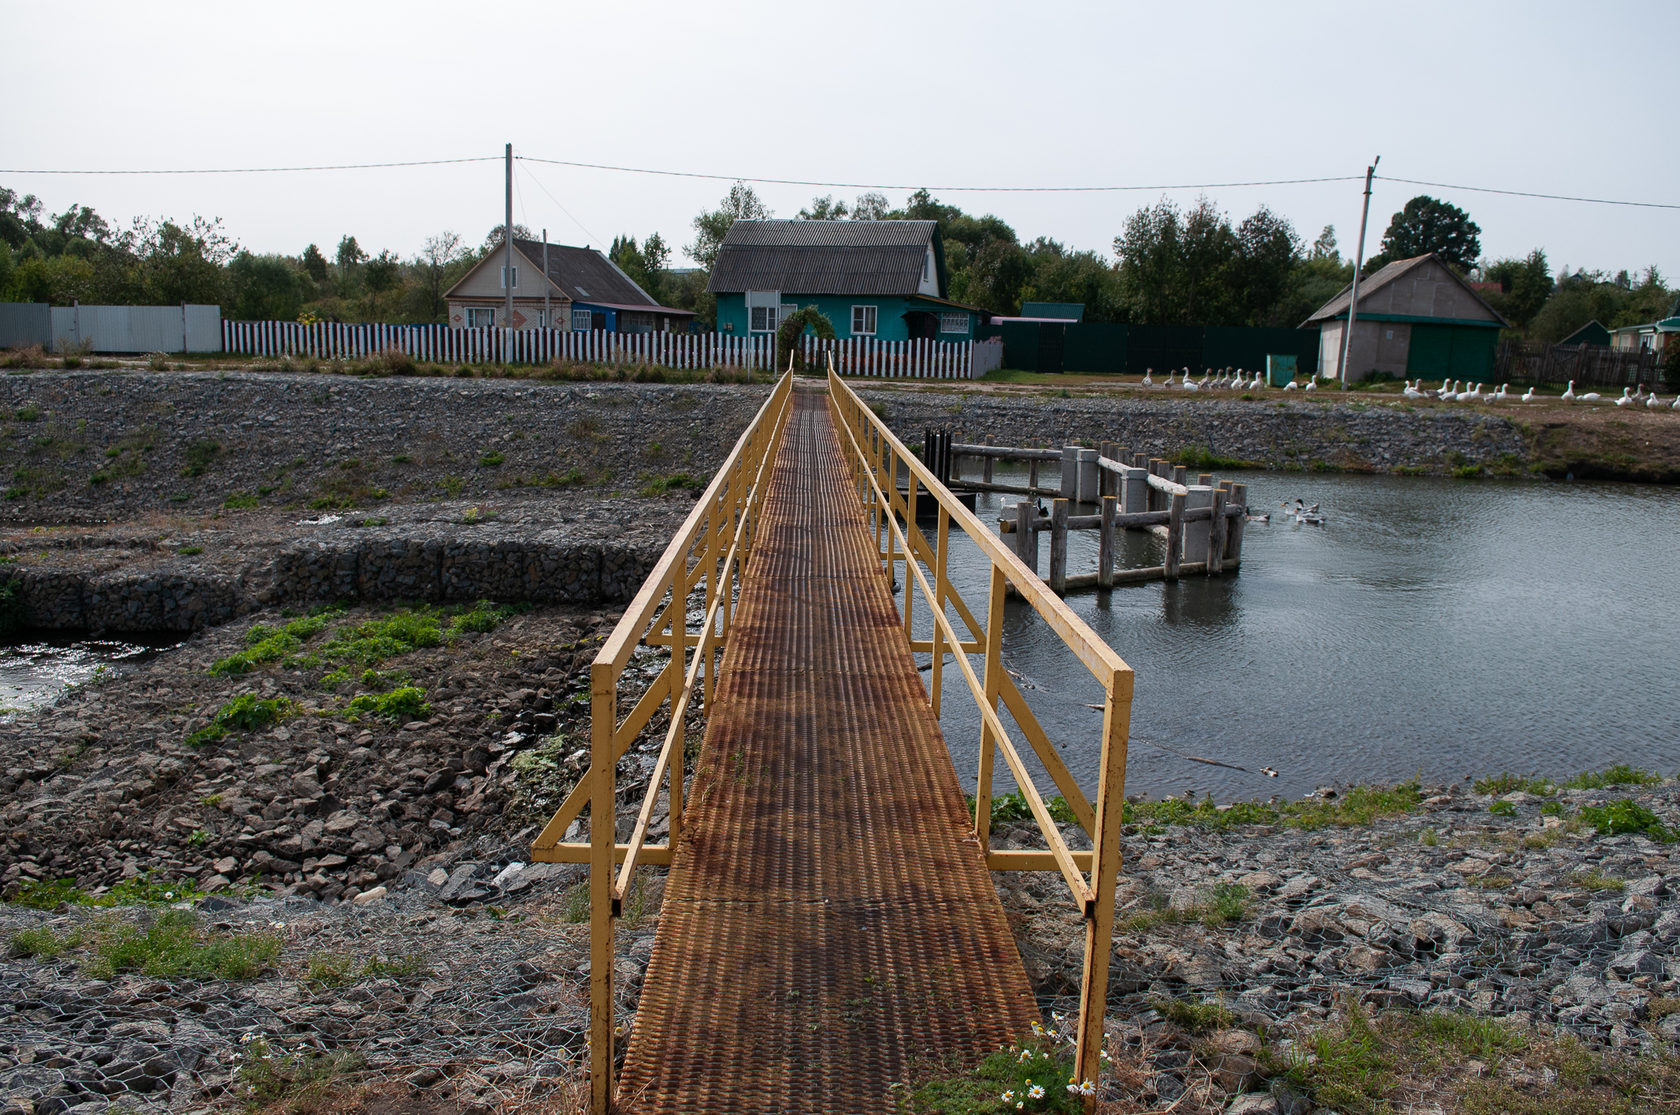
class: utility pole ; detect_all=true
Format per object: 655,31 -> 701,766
504,143 -> 515,336
543,228 -> 550,331
1338,155 -> 1380,389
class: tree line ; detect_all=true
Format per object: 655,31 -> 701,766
2,181 -> 1672,347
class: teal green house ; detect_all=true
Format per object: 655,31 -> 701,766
707,220 -> 986,342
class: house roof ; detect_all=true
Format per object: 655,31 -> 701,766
1302,253 -> 1510,329
509,239 -> 661,307
707,220 -> 938,296
1558,319 -> 1611,346
444,239 -> 684,312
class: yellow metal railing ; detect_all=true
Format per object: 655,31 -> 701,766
529,366 -> 794,1114
827,362 -> 1134,1100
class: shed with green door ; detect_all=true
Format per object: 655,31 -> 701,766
1301,253 -> 1508,383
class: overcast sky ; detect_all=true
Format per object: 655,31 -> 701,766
5,0 -> 1676,281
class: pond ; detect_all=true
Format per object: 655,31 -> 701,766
906,469 -> 1680,801
0,636 -> 181,716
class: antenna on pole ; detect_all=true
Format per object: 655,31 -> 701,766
504,143 -> 515,339
1337,155 -> 1381,390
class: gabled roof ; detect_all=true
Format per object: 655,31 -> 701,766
707,220 -> 939,296
509,239 -> 659,306
1558,319 -> 1611,347
1302,253 -> 1510,328
443,239 -> 675,310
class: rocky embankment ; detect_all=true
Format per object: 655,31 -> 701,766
862,387 -> 1532,476
4,769 -> 1677,1114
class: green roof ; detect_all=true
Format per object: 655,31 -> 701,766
1020,301 -> 1084,321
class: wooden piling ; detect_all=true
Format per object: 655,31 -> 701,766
1165,492 -> 1185,581
1208,488 -> 1227,574
1099,442 -> 1119,498
1098,496 -> 1115,589
1049,499 -> 1069,594
983,436 -> 993,485
1015,500 -> 1038,575
1184,485 -> 1213,565
1227,482 -> 1247,563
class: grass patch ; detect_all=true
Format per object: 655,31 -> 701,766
1563,764 -> 1662,790
1123,781 -> 1423,831
1571,869 -> 1625,893
186,694 -> 297,747
1475,772 -> 1556,796
181,438 -> 221,477
235,1033 -> 363,1111
210,610 -> 339,676
345,685 -> 430,722
304,950 -> 428,988
1155,996 -> 1236,1033
495,467 -> 586,490
1577,799 -> 1676,842
982,791 -> 1079,826
639,471 -> 705,497
897,1034 -> 1084,1113
84,909 -> 280,979
478,449 -> 505,467
1172,444 -> 1258,471
1124,883 -> 1250,931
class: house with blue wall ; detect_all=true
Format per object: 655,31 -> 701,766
707,220 -> 985,342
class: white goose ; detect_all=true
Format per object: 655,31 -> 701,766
1141,368 -> 1154,387
1562,380 -> 1576,403
1615,387 -> 1634,407
1647,392 -> 1664,409
1183,373 -> 1200,393
1455,382 -> 1477,402
1304,378 -> 1318,393
1402,379 -> 1424,399
1672,394 -> 1680,410
1520,385 -> 1535,402
1581,389 -> 1602,401
1437,379 -> 1458,400
1283,379 -> 1299,391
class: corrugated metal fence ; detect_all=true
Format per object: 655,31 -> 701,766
222,321 -> 776,369
0,303 -> 222,353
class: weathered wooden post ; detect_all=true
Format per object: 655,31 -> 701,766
1076,448 -> 1099,503
1060,446 -> 1078,499
1098,495 -> 1116,589
1184,484 -> 1213,569
1015,500 -> 1038,575
1099,441 -> 1119,498
983,435 -> 994,485
1049,498 -> 1069,594
1227,482 -> 1247,565
1172,464 -> 1188,490
1165,491 -> 1185,582
1208,488 -> 1228,574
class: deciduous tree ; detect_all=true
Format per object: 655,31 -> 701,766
1372,196 -> 1481,273
687,181 -> 770,269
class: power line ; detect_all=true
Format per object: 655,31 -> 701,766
515,154 -> 1361,195
0,156 -> 499,175
518,163 -> 603,246
1377,175 -> 1680,211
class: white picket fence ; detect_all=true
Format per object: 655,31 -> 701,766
801,335 -> 979,380
222,321 -> 776,369
220,320 -> 993,380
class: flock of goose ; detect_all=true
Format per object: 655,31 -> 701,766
1140,367 -> 1274,392
1397,379 -> 1680,408
1136,366 -> 1676,408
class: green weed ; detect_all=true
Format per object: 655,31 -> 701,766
1577,800 -> 1675,842
186,694 -> 297,747
1564,765 -> 1662,790
345,685 -> 430,722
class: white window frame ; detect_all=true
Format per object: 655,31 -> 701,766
500,266 -> 517,289
851,305 -> 877,336
939,312 -> 967,334
572,306 -> 594,332
750,305 -> 778,333
466,306 -> 496,329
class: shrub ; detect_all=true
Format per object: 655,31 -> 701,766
346,685 -> 430,722
186,694 -> 296,747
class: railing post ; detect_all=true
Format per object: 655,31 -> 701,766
975,565 -> 1007,844
1075,667 -> 1133,1107
1060,446 -> 1078,499
588,661 -> 618,1115
1208,488 -> 1228,575
1227,482 -> 1247,565
929,505 -> 950,716
1184,485 -> 1212,570
902,470 -> 917,638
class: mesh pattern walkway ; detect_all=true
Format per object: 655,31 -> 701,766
616,389 -> 1038,1113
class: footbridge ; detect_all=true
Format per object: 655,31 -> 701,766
532,366 -> 1134,1113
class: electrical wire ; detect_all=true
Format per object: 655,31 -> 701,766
0,156 -> 499,175
1377,175 -> 1680,211
518,163 -> 603,247
516,154 -> 1361,195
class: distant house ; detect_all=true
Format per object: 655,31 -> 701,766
1301,253 -> 1509,382
1558,319 -> 1612,348
444,239 -> 692,333
707,220 -> 986,342
1609,297 -> 1680,356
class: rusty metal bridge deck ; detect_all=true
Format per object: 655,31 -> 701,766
616,389 -> 1038,1113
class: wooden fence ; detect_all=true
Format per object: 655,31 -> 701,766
799,334 -> 977,380
222,320 -> 775,369
1494,341 -> 1666,390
